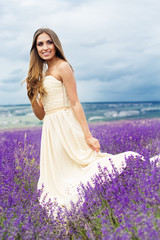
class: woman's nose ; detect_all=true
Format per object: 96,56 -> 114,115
43,43 -> 48,50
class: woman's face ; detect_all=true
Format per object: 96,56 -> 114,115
36,32 -> 56,61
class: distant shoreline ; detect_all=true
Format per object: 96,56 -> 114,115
1,101 -> 160,129
1,118 -> 160,133
0,126 -> 42,132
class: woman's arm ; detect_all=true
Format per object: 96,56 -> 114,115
59,62 -> 100,152
31,97 -> 45,120
27,81 -> 45,120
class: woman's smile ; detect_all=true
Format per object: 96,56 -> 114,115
42,51 -> 51,57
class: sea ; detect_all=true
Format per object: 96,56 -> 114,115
0,101 -> 160,129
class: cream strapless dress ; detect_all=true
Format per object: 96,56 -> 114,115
37,75 -> 141,208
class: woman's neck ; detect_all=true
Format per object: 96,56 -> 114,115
47,56 -> 59,69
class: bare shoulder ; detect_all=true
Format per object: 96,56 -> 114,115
57,60 -> 73,82
58,60 -> 72,73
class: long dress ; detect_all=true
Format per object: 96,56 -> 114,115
37,75 -> 142,208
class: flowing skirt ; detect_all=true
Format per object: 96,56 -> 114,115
37,109 -> 143,207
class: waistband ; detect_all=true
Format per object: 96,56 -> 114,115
45,106 -> 71,115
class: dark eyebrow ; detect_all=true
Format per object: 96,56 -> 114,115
37,41 -> 43,45
37,39 -> 52,43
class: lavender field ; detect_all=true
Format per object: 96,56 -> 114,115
1,119 -> 160,239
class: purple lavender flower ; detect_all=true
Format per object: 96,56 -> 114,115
1,119 -> 160,239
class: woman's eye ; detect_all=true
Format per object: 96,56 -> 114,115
48,40 -> 53,44
37,42 -> 43,46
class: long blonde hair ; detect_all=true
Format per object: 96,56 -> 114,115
26,28 -> 71,103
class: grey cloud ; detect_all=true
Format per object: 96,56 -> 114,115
80,39 -> 108,48
1,0 -> 160,103
1,78 -> 21,85
1,69 -> 25,84
0,81 -> 21,92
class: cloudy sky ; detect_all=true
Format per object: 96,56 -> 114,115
1,0 -> 160,105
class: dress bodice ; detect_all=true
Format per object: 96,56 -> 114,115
41,75 -> 71,113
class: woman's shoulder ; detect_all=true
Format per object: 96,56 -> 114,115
57,59 -> 73,77
55,59 -> 74,83
57,59 -> 71,70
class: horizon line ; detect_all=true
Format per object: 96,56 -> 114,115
1,100 -> 160,106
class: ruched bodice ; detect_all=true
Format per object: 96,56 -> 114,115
42,75 -> 71,113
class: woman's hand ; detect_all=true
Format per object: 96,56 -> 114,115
85,136 -> 100,153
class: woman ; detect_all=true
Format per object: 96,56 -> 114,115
26,28 -> 146,208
